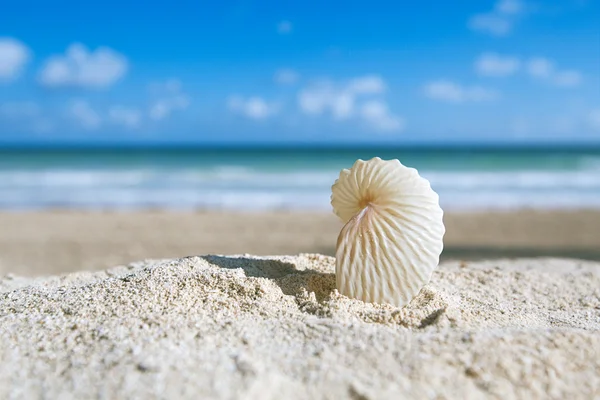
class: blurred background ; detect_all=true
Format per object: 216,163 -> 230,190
1,0 -> 599,276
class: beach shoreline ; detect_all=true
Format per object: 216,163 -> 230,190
1,209 -> 600,276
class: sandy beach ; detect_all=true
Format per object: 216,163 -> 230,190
1,210 -> 600,276
1,253 -> 599,399
1,210 -> 599,398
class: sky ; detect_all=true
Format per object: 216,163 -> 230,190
0,0 -> 599,145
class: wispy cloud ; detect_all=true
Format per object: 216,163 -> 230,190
360,101 -> 405,132
4,77 -> 189,134
496,0 -> 524,14
148,79 -> 190,121
298,75 -> 386,119
346,75 -> 386,94
39,43 -> 128,89
298,82 -> 354,119
277,20 -> 292,34
298,75 -> 403,132
149,99 -> 189,121
423,80 -> 498,103
68,100 -> 101,130
0,38 -> 31,82
227,96 -> 279,119
552,71 -> 582,87
526,57 -> 582,87
474,53 -> 583,87
475,52 -> 520,76
108,106 -> 142,129
527,57 -> 554,78
468,0 -> 526,36
274,69 -> 299,85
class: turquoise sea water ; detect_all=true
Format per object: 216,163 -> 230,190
1,147 -> 599,210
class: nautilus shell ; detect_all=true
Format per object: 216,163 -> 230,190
331,157 -> 445,308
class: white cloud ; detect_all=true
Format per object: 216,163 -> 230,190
149,98 -> 189,121
469,14 -> 512,36
298,75 -> 402,132
423,80 -> 498,103
148,79 -> 190,121
475,52 -> 520,76
274,69 -> 299,85
68,100 -> 101,130
109,106 -> 142,129
0,38 -> 31,82
346,75 -> 386,94
553,70 -> 582,87
526,57 -> 582,87
527,57 -> 553,78
298,82 -> 354,119
423,81 -> 464,102
589,109 -> 600,130
360,101 -> 405,132
468,0 -> 525,36
227,96 -> 279,119
495,0 -> 524,14
473,54 -> 582,87
277,20 -> 292,34
149,78 -> 182,95
298,75 -> 386,120
39,43 -> 128,89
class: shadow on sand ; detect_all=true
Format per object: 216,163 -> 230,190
201,255 -> 300,279
200,255 -> 336,298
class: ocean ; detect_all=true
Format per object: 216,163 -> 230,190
1,146 -> 599,211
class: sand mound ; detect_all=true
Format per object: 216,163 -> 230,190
1,254 -> 599,399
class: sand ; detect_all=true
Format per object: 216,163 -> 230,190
1,253 -> 599,399
2,210 -> 600,276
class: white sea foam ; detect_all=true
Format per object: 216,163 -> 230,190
0,164 -> 599,210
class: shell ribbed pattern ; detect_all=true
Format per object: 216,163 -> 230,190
331,157 -> 445,307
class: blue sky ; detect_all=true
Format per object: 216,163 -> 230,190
0,0 -> 599,145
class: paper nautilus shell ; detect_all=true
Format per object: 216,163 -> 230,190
331,157 -> 445,308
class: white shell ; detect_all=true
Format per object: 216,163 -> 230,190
331,157 -> 445,308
